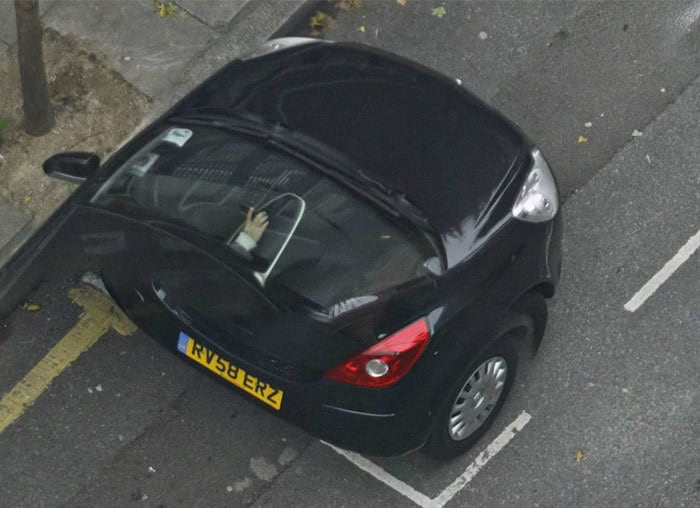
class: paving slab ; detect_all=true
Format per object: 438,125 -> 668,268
176,0 -> 249,30
0,0 -> 58,46
184,0 -> 305,84
43,0 -> 217,98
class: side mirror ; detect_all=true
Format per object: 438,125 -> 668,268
43,152 -> 100,183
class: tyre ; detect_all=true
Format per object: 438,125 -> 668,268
424,292 -> 546,460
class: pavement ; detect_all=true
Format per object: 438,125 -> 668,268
0,1 -> 698,507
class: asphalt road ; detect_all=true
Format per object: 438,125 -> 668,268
0,1 -> 698,507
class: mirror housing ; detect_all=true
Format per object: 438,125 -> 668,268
43,152 -> 100,183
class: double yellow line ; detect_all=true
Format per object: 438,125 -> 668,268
0,286 -> 136,434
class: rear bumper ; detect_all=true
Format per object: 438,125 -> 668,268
287,395 -> 432,456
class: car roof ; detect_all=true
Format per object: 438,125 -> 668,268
174,41 -> 526,239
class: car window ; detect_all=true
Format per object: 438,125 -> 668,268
91,125 -> 435,308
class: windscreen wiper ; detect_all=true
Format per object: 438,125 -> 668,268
169,113 -> 270,138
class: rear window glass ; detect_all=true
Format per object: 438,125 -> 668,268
91,125 -> 434,308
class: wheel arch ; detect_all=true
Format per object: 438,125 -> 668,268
422,289 -> 547,435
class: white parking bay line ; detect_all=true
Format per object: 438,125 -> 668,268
432,411 -> 531,507
323,410 -> 532,508
624,229 -> 700,312
323,443 -> 435,507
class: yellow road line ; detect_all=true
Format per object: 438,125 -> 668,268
0,286 -> 136,434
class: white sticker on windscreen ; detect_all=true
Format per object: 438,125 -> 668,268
162,128 -> 193,147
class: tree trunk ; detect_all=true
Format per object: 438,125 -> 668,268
15,0 -> 54,136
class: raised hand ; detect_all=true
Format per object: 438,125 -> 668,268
244,207 -> 269,243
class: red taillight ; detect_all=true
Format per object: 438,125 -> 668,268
324,318 -> 431,388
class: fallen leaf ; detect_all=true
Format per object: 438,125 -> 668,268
309,11 -> 334,36
396,0 -> 407,5
575,449 -> 586,462
432,6 -> 446,18
22,195 -> 31,203
24,303 -> 41,311
578,135 -> 588,143
336,0 -> 362,11
358,25 -> 366,33
632,129 -> 643,137
155,1 -> 176,17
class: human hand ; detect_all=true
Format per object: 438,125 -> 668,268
243,208 -> 269,243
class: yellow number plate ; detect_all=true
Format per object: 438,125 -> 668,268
177,332 -> 283,410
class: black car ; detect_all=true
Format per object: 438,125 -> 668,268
0,38 -> 562,459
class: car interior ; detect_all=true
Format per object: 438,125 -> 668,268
92,126 -> 433,308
